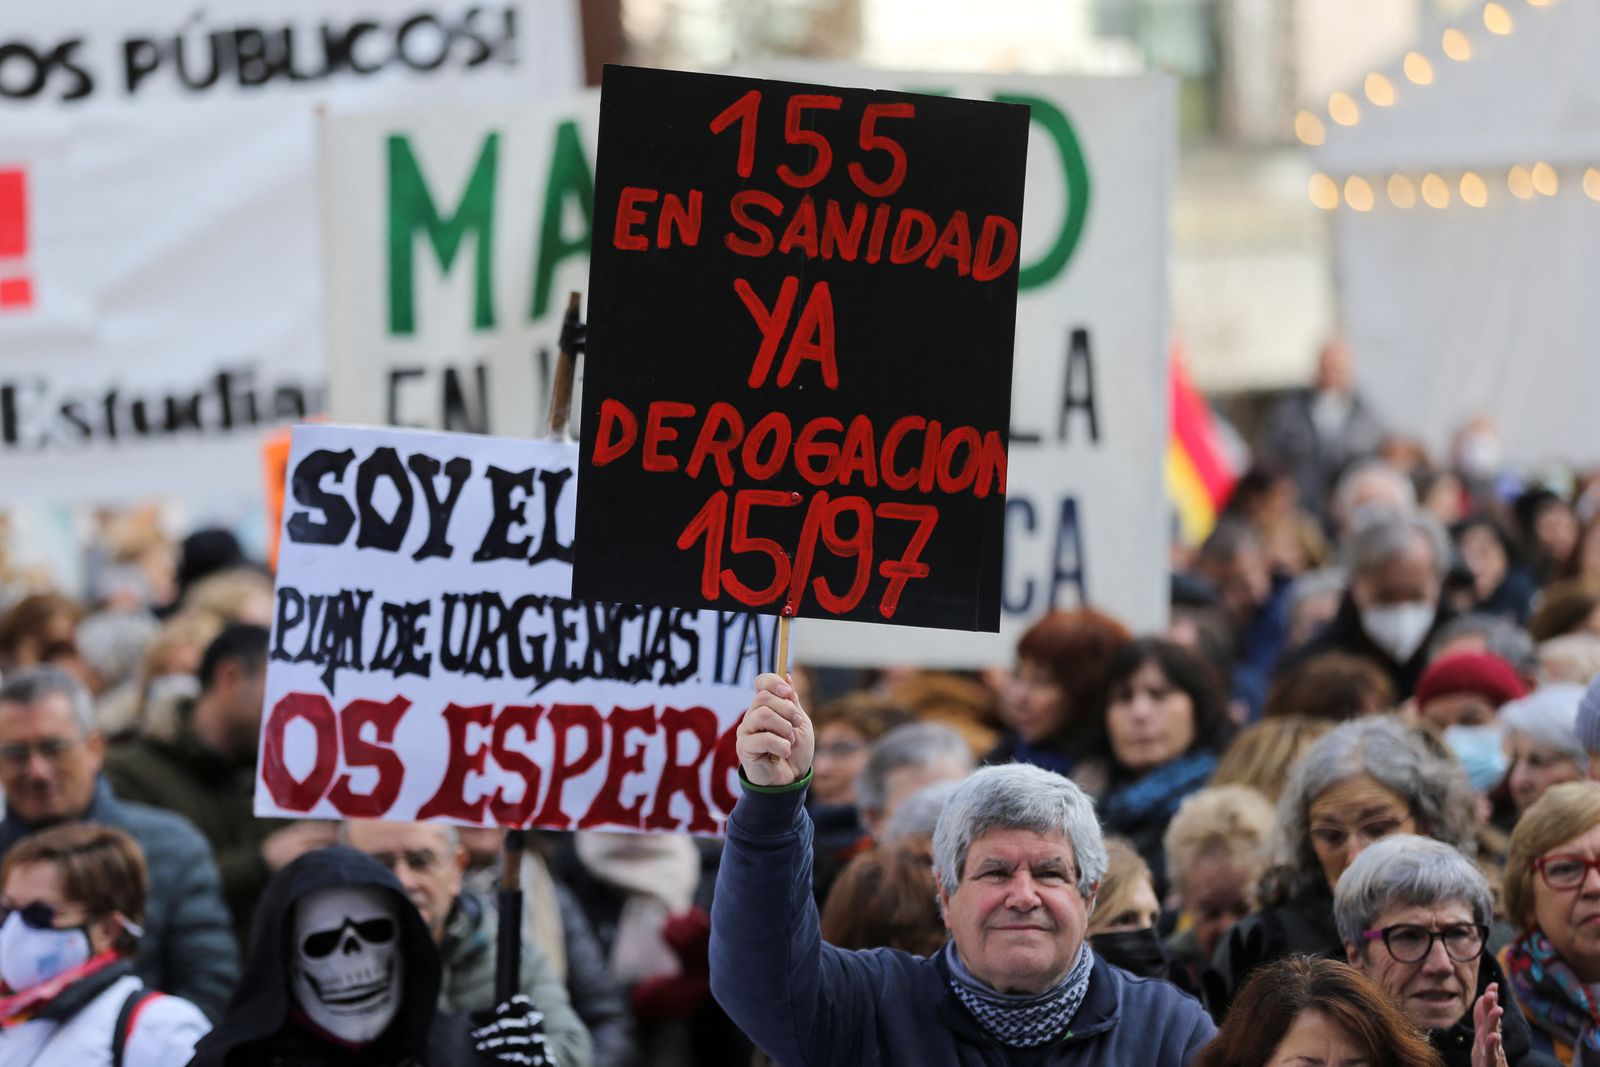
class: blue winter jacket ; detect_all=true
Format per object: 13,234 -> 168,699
710,783 -> 1218,1066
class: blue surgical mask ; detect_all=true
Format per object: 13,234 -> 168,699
1443,722 -> 1508,792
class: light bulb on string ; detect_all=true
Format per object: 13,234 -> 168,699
1508,165 -> 1534,199
1443,29 -> 1473,60
1309,174 -> 1340,211
1388,174 -> 1417,208
1484,3 -> 1514,34
1345,176 -> 1375,212
1329,92 -> 1360,126
1422,173 -> 1451,208
1365,73 -> 1396,106
1461,172 -> 1488,207
1404,52 -> 1435,85
1532,161 -> 1559,195
1295,110 -> 1326,146
1584,168 -> 1600,201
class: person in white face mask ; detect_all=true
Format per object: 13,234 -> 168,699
0,822 -> 211,1066
1283,511 -> 1455,701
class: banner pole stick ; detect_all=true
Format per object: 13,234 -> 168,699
497,290 -> 586,1006
547,291 -> 584,441
493,830 -> 525,1005
776,614 -> 790,676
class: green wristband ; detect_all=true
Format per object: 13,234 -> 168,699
738,766 -> 813,794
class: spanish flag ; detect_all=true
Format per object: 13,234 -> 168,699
1167,342 -> 1239,545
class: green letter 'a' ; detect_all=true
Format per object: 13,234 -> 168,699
530,120 -> 594,321
387,133 -> 498,336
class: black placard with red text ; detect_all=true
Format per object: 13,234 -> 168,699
574,66 -> 1027,631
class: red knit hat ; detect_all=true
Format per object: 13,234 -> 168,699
1414,652 -> 1527,709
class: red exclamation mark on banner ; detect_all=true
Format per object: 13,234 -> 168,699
0,169 -> 33,311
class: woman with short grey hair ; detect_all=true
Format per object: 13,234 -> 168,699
1203,716 -> 1478,1019
1334,836 -> 1557,1067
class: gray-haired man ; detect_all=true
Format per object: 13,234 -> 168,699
711,672 -> 1215,1065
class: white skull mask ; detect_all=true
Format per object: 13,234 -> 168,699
289,886 -> 403,1045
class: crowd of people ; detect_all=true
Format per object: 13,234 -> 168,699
4,339 -> 1600,1065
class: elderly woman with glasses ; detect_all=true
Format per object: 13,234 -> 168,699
1204,716 -> 1479,1019
1335,835 -> 1560,1067
1500,781 -> 1600,1064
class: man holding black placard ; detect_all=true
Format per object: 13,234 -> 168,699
710,672 -> 1216,1065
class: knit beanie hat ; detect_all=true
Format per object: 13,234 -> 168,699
1415,652 -> 1527,710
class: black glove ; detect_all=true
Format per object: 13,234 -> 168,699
470,995 -> 556,1066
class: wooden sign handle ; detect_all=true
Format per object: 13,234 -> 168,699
776,614 -> 790,676
547,291 -> 584,439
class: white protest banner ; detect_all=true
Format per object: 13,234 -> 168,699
320,92 -> 599,434
0,0 -> 580,508
257,422 -> 773,833
316,65 -> 1173,666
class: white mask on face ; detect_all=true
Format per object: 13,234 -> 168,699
290,886 -> 402,1045
0,911 -> 91,992
1360,601 -> 1435,663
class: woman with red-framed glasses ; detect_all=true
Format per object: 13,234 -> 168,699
1501,780 -> 1600,1065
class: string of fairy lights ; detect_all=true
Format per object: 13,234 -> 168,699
1295,0 -> 1584,212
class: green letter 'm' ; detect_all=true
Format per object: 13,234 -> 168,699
387,133 -> 499,336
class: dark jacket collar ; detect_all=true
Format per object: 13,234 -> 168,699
1431,953 -> 1538,1064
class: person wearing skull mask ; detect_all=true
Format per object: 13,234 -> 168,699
189,846 -> 558,1067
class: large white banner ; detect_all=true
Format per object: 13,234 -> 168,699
318,65 -> 1173,667
321,91 -> 598,435
0,0 -> 580,507
257,423 -> 773,833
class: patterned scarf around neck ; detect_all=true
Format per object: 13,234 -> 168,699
1503,926 -> 1600,1058
944,940 -> 1094,1049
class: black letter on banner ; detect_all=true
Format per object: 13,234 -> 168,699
1058,328 -> 1099,444
474,466 -> 534,562
271,587 -> 306,663
407,453 -> 471,560
355,447 -> 415,552
1050,497 -> 1087,610
287,448 -> 356,545
528,467 -> 576,565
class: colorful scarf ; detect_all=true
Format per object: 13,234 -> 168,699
0,949 -> 124,1027
1503,926 -> 1600,1059
1100,750 -> 1217,832
944,941 -> 1093,1049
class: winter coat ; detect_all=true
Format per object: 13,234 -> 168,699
0,777 -> 238,1021
0,964 -> 209,1067
1280,594 -> 1455,700
710,783 -> 1217,1066
1429,954 -> 1562,1067
104,701 -> 278,946
187,846 -> 476,1067
550,880 -> 638,1067
1201,886 -> 1342,1021
438,887 -> 594,1067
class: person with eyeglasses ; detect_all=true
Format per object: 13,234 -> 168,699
343,820 -> 596,1067
0,665 -> 238,1021
0,822 -> 210,1066
1204,717 -> 1479,1021
190,845 -> 560,1067
1335,835 -> 1559,1067
1500,780 -> 1600,1065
